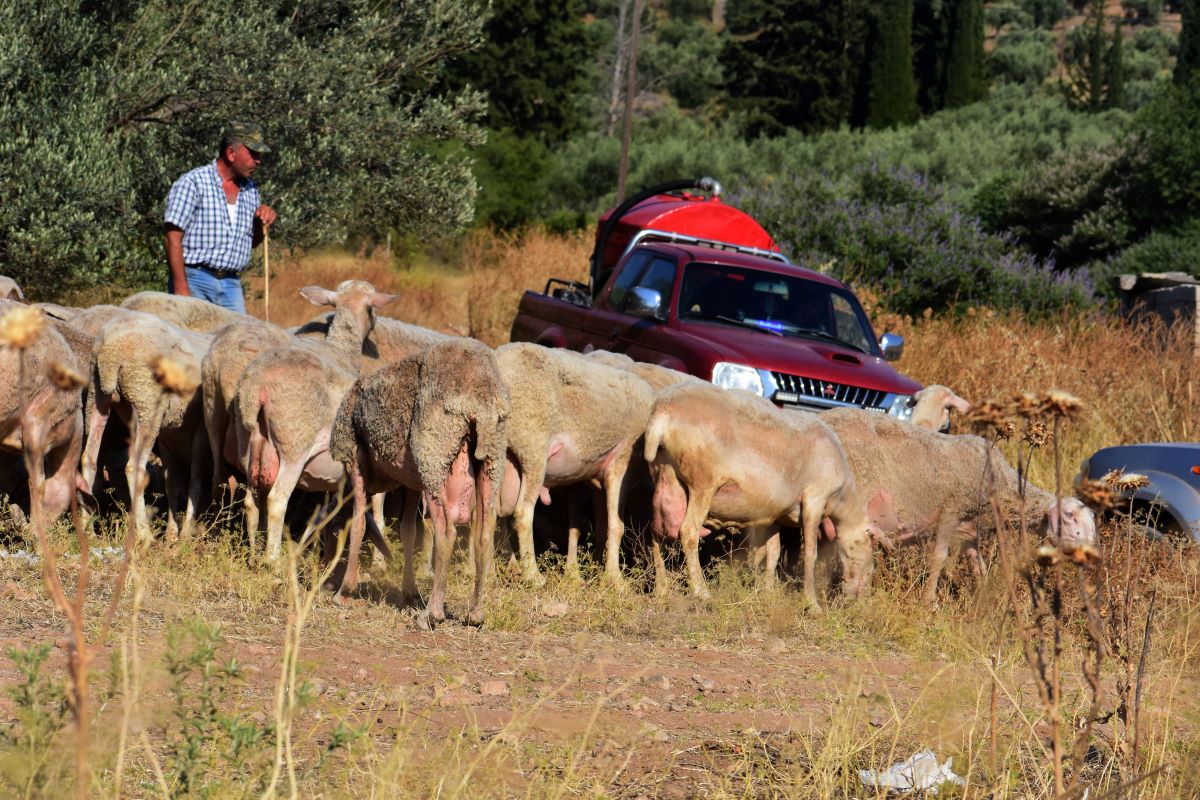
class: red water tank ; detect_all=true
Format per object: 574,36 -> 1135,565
594,193 -> 780,278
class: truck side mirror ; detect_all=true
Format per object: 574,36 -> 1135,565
626,287 -> 666,322
879,332 -> 904,361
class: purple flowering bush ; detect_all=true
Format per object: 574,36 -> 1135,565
735,165 -> 1093,316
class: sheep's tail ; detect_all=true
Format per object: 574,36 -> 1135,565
96,354 -> 121,398
643,411 -> 668,464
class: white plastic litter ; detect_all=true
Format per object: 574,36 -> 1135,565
0,546 -> 125,565
859,749 -> 965,795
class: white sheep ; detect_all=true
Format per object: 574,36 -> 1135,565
643,382 -> 878,607
231,281 -> 398,562
81,311 -> 210,540
820,408 -> 1097,601
0,276 -> 25,301
120,291 -> 245,333
330,338 -> 509,627
910,384 -> 971,431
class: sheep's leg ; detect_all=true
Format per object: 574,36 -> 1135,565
21,424 -> 49,546
418,501 -> 455,630
243,487 -> 262,560
680,484 -> 716,600
124,414 -> 155,542
748,525 -> 781,587
651,536 -> 671,596
264,458 -> 305,564
396,489 -> 423,608
159,446 -> 183,543
802,499 -> 826,611
41,415 -> 83,523
924,516 -> 961,604
81,390 -> 111,491
512,461 -> 547,587
602,456 -> 632,588
466,482 -> 496,627
337,455 -> 369,601
182,424 -> 207,538
208,401 -> 228,499
565,488 -> 582,580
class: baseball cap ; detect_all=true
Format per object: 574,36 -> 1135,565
224,121 -> 271,153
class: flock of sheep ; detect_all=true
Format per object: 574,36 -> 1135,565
0,277 -> 1097,628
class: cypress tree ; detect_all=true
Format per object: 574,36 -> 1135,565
1177,0 -> 1200,85
866,0 -> 919,128
1086,0 -> 1107,110
942,0 -> 987,108
1106,20 -> 1125,109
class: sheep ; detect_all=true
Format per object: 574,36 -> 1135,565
330,338 -> 509,627
910,384 -> 971,432
201,318 -> 296,494
294,312 -> 451,373
582,350 -> 702,393
120,291 -> 245,333
80,311 -> 210,540
231,281 -> 398,562
0,303 -> 86,529
494,343 -> 656,586
0,277 -> 24,301
820,408 -> 1097,601
643,383 -> 878,607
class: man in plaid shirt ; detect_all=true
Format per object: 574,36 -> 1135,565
164,122 -> 278,313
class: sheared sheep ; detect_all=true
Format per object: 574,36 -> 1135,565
910,384 -> 971,432
330,338 -> 509,627
81,311 -> 210,540
643,383 -> 878,607
0,277 -> 24,302
231,281 -> 398,562
294,312 -> 451,373
0,302 -> 86,529
583,350 -> 702,393
121,291 -> 244,333
820,408 -> 1096,601
495,343 -> 656,586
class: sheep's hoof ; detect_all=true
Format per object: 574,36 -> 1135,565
416,610 -> 445,631
333,592 -> 355,608
466,609 -> 485,628
803,595 -> 826,615
401,591 -> 424,610
603,572 -> 628,593
691,587 -> 713,602
522,569 -> 547,588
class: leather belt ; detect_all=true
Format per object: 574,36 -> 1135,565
187,264 -> 240,280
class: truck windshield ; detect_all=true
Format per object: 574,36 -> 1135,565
678,263 -> 878,355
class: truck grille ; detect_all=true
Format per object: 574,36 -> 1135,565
771,372 -> 887,410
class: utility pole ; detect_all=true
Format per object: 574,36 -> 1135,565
616,0 -> 643,203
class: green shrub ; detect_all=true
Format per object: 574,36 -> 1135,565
989,27 -> 1058,86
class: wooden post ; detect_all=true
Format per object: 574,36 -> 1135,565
263,226 -> 271,322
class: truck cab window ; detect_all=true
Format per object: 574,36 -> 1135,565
627,257 -> 677,306
606,251 -> 654,310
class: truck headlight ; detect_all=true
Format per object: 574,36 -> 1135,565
886,393 -> 915,421
712,362 -> 764,396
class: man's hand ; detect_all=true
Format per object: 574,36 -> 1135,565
255,204 -> 277,228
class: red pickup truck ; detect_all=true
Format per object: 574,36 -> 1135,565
510,178 -> 923,417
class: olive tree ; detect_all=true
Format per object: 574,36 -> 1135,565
0,0 -> 487,298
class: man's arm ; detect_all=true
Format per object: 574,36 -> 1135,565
252,204 -> 277,247
165,225 -> 189,296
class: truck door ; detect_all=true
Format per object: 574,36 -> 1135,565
583,251 -> 678,360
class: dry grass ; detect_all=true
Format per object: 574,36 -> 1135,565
4,234 -> 1199,798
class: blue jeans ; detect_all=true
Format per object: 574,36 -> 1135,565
168,267 -> 246,314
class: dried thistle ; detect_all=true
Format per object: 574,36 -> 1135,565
1076,479 -> 1116,512
1010,392 -> 1041,418
1067,544 -> 1100,565
1100,469 -> 1125,488
47,362 -> 85,392
996,421 -> 1016,441
1039,390 -> 1084,420
965,400 -> 1008,435
1034,545 -> 1061,567
152,355 -> 198,395
0,306 -> 46,349
1115,473 -> 1149,492
1022,419 -> 1050,448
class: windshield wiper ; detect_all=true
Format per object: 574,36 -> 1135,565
787,327 -> 868,353
693,313 -> 783,336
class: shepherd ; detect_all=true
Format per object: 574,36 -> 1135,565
164,121 -> 277,313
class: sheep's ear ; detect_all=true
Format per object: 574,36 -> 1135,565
947,392 -> 971,415
368,292 -> 401,309
299,286 -> 338,307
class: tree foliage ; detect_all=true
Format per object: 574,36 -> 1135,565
0,0 -> 486,297
442,0 -> 591,143
943,0 -> 988,108
866,0 -> 920,127
1177,0 -> 1200,84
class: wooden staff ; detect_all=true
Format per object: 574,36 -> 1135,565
263,225 -> 271,322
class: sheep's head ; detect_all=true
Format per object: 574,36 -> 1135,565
835,516 -> 875,599
301,281 -> 400,340
911,384 -> 971,432
1041,496 -> 1097,551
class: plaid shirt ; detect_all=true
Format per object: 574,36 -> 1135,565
164,160 -> 260,272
